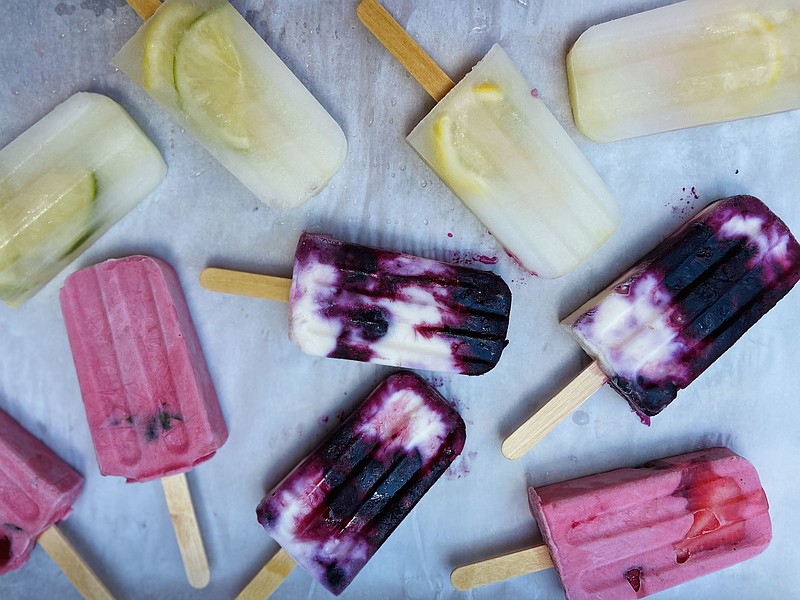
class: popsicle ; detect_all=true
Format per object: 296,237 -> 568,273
503,195 -> 800,459
451,447 -> 771,599
200,231 -> 512,375
115,0 -> 346,209
60,255 -> 227,588
357,0 -> 619,279
0,408 -> 114,599
238,372 -> 465,597
568,0 -> 800,142
0,92 -> 166,307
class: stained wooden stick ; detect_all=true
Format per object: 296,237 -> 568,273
125,0 -> 161,20
161,473 -> 211,589
502,361 -> 608,460
235,549 -> 296,600
200,268 -> 292,303
357,0 -> 454,101
38,526 -> 116,600
451,544 -> 553,591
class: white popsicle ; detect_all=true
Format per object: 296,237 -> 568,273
568,0 -> 800,142
115,0 -> 347,209
0,92 -> 166,307
408,45 -> 619,279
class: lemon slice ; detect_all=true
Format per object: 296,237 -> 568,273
432,83 -> 506,194
174,5 -> 254,150
142,1 -> 204,98
711,11 -> 781,91
0,170 -> 97,273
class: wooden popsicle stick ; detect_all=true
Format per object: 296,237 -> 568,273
502,361 -> 608,460
161,473 -> 211,589
235,548 -> 296,600
38,526 -> 116,600
125,0 -> 161,20
451,544 -> 553,591
357,0 -> 454,101
200,268 -> 292,303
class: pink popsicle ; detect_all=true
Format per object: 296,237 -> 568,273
60,255 -> 226,482
0,408 -> 82,575
60,255 -> 226,588
452,448 -> 771,599
530,447 -> 771,599
0,408 -> 113,598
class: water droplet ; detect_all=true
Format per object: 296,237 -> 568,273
421,181 -> 427,188
399,165 -> 406,172
572,410 -> 590,426
390,98 -> 397,106
423,219 -> 429,225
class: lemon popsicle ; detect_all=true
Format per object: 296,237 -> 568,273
115,0 -> 347,209
568,0 -> 800,142
408,45 -> 619,278
358,0 -> 619,279
0,93 -> 166,307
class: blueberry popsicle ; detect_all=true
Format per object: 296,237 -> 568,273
241,372 -> 465,597
115,0 -> 346,209
60,255 -> 228,588
0,93 -> 166,307
201,231 -> 512,375
452,447 -> 771,599
503,195 -> 800,459
358,0 -> 618,278
0,408 -> 114,599
568,0 -> 800,142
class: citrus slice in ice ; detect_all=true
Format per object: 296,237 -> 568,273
431,83 -> 506,194
142,1 -> 204,96
0,170 -> 96,273
174,5 -> 254,150
713,11 -> 781,91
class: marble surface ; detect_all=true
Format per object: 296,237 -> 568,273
1,0 -> 798,598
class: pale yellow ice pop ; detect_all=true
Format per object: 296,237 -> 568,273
568,0 -> 800,142
115,0 -> 346,209
359,0 -> 619,279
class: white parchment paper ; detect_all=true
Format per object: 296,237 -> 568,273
1,1 -> 798,598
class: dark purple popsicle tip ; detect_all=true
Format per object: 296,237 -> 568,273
256,372 -> 465,595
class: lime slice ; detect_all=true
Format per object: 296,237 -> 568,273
0,170 -> 97,273
142,1 -> 205,97
174,5 -> 254,150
